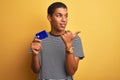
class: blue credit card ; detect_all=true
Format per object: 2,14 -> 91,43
35,30 -> 48,40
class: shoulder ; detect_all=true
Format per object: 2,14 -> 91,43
73,35 -> 81,42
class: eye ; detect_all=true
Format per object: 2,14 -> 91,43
65,14 -> 68,18
56,14 -> 62,17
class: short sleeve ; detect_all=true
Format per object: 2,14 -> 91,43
73,35 -> 84,60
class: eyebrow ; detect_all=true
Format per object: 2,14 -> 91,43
56,12 -> 68,15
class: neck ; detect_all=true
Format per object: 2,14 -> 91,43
50,30 -> 65,36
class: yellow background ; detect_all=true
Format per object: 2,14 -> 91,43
0,0 -> 120,80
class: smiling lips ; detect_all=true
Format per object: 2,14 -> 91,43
60,23 -> 66,28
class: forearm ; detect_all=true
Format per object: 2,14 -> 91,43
31,54 -> 40,73
65,52 -> 78,76
65,43 -> 78,75
61,30 -> 80,75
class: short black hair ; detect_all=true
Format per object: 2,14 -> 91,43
47,2 -> 67,16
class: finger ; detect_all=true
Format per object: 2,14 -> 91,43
33,38 -> 41,42
35,38 -> 41,41
74,31 -> 81,36
66,30 -> 71,32
65,30 -> 72,35
61,34 -> 66,39
61,34 -> 65,38
34,48 -> 40,51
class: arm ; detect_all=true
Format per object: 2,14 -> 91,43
65,43 -> 79,75
31,54 -> 40,73
66,54 -> 79,75
61,31 -> 80,75
31,39 -> 41,73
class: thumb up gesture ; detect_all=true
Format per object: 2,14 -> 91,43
61,30 -> 80,47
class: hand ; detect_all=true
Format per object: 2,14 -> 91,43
31,38 -> 41,55
61,30 -> 80,48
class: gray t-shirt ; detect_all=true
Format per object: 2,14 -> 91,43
31,33 -> 84,80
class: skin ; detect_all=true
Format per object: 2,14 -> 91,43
31,7 -> 80,76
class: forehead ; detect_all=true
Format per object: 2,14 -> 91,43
53,7 -> 68,14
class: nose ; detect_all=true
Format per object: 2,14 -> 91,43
61,16 -> 67,22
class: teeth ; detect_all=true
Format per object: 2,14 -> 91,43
61,24 -> 65,27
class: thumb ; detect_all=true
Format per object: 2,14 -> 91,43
73,31 -> 81,37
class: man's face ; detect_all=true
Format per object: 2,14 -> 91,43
48,8 -> 68,32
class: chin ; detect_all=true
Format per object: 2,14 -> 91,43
59,28 -> 65,32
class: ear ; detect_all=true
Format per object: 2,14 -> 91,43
47,14 -> 52,21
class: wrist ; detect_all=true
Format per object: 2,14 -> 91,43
65,43 -> 74,54
32,53 -> 39,56
66,47 -> 74,54
65,43 -> 72,49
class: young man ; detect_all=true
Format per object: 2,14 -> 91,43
30,2 -> 84,80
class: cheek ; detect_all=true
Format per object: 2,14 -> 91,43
53,19 -> 61,25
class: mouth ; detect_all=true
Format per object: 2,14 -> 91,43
60,24 -> 66,28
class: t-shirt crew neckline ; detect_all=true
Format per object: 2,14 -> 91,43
49,32 -> 61,37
